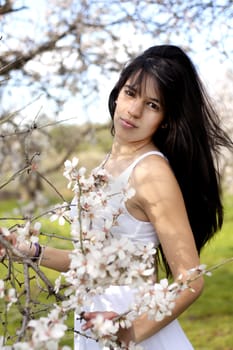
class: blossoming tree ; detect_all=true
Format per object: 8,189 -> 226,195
0,157 -> 223,350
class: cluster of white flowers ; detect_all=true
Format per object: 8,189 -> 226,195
1,221 -> 41,246
52,158 -> 205,348
0,157 -> 212,349
50,202 -> 70,226
0,279 -> 17,311
59,158 -> 156,302
0,304 -> 71,350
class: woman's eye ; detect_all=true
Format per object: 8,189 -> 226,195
125,89 -> 135,97
148,101 -> 160,111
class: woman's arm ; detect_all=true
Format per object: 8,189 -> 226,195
0,232 -> 71,273
82,155 -> 204,345
17,242 -> 71,272
125,155 -> 204,343
0,227 -> 71,272
39,246 -> 71,272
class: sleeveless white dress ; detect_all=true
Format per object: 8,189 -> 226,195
73,151 -> 194,350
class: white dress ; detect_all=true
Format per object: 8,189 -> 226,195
73,151 -> 194,350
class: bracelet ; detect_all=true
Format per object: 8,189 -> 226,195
38,246 -> 45,266
32,242 -> 42,262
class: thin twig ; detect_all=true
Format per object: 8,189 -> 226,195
0,235 -> 65,301
35,170 -> 67,202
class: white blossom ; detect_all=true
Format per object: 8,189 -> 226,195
28,307 -> 67,343
0,280 -> 5,298
50,202 -> 69,225
1,227 -> 10,237
63,157 -> 79,187
16,221 -> 31,243
33,221 -> 41,233
13,343 -> 33,350
127,342 -> 144,350
91,314 -> 119,338
6,288 -> 17,310
54,275 -> 61,294
28,222 -> 41,244
1,156 -> 216,350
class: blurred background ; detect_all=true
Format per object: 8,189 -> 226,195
0,0 -> 232,201
0,1 -> 232,349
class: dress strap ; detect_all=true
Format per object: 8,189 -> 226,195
122,151 -> 167,181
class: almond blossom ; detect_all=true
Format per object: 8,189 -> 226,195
28,307 -> 67,344
50,202 -> 70,225
13,221 -> 42,245
0,279 -> 5,298
1,157 -> 216,349
0,280 -> 17,310
91,314 -> 119,338
6,288 -> 17,310
52,158 -> 212,348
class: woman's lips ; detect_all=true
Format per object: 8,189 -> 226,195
120,117 -> 137,128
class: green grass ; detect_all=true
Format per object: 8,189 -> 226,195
179,195 -> 233,350
1,195 -> 233,349
0,202 -> 74,347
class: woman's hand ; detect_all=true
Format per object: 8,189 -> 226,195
82,311 -> 135,346
0,228 -> 35,260
81,311 -> 118,331
0,228 -> 17,258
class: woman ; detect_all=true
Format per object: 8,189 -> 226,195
72,44 -> 232,349
1,45 -> 232,349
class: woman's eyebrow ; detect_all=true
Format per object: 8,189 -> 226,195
124,84 -> 161,104
124,84 -> 136,91
148,96 -> 160,103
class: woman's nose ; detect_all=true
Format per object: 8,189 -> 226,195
127,99 -> 143,118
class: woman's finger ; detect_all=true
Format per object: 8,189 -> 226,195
81,311 -> 119,331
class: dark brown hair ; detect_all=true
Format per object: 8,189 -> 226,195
108,45 -> 233,276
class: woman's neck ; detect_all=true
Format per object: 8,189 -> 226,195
110,139 -> 156,159
102,140 -> 157,176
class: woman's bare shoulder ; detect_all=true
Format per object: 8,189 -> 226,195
133,153 -> 174,183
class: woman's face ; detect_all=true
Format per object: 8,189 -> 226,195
113,74 -> 165,144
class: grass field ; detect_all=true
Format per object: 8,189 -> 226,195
0,195 -> 233,349
179,195 -> 233,350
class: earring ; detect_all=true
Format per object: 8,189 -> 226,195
161,123 -> 168,129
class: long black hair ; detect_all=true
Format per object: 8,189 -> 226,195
108,45 -> 233,276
